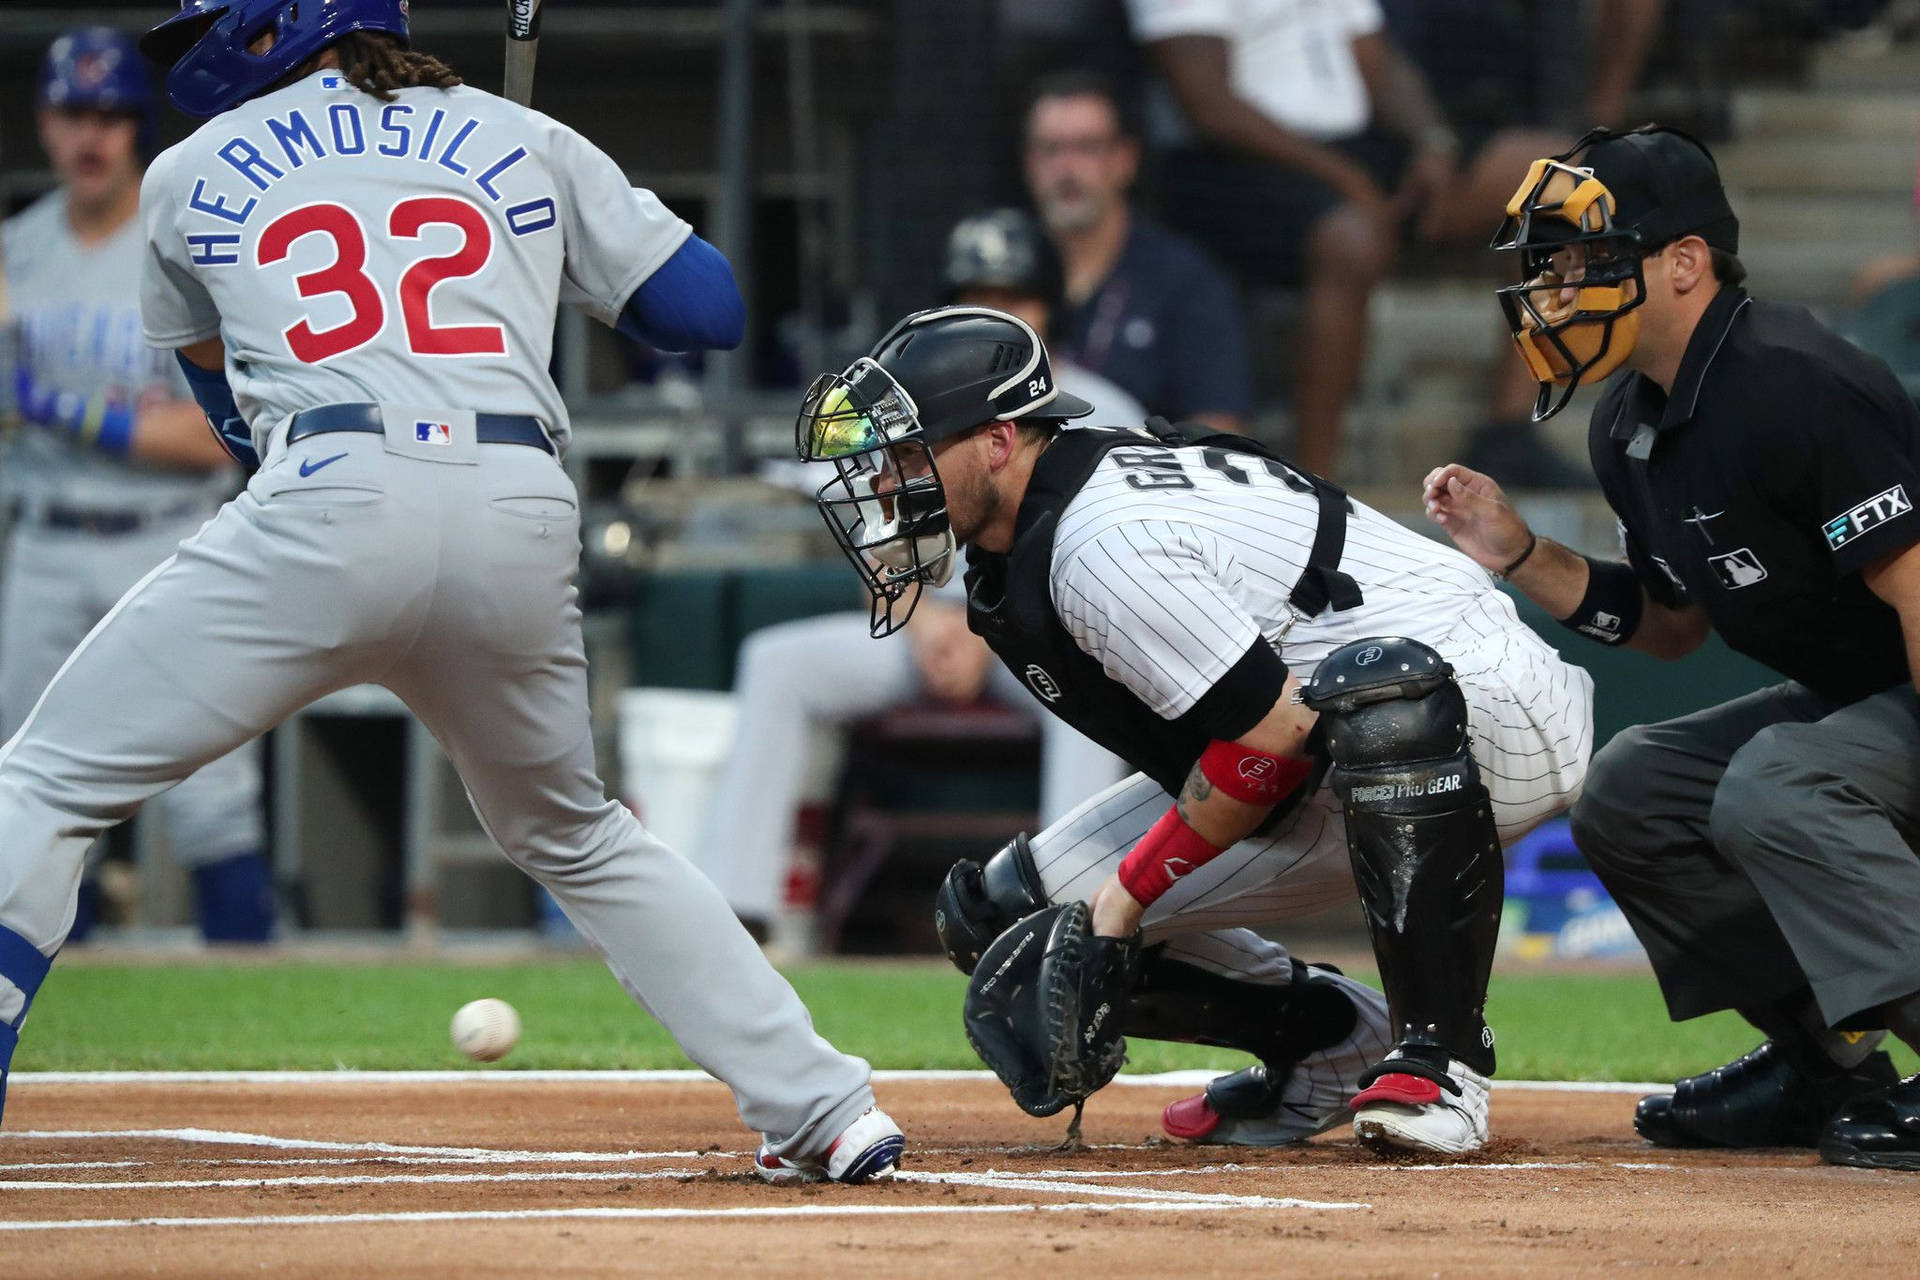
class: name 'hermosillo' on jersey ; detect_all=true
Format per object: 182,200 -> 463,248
139,69 -> 692,455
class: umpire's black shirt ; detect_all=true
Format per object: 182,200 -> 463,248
1590,285 -> 1920,704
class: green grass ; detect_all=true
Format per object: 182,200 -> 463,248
16,958 -> 1917,1082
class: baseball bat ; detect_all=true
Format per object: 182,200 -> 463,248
503,0 -> 546,107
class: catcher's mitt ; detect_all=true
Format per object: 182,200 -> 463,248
962,901 -> 1142,1117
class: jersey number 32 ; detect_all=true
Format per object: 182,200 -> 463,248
257,194 -> 506,363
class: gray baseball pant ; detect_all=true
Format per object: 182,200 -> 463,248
0,422 -> 875,1156
1,513 -> 263,866
1571,681 -> 1920,1028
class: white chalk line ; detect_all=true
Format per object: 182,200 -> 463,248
0,1167 -> 1364,1212
2,1128 -> 709,1163
0,1160 -> 150,1172
0,1128 -> 1696,1182
0,1169 -> 702,1192
0,1158 -> 1691,1189
891,1169 -> 1359,1210
9,1069 -> 1665,1093
0,1198 -> 1367,1233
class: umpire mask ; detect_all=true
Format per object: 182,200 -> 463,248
797,306 -> 1093,636
1492,156 -> 1645,421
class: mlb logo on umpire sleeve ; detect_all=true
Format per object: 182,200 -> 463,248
415,420 -> 453,446
1709,547 -> 1768,589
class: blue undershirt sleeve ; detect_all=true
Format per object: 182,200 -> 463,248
614,234 -> 746,353
174,352 -> 259,470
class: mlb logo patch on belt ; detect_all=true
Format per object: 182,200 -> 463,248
415,420 -> 454,446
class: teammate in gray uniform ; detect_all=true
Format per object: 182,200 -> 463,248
800,307 -> 1594,1155
3,28 -> 271,943
0,0 -> 904,1185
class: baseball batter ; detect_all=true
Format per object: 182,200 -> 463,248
800,307 -> 1594,1154
3,28 -> 271,943
0,0 -> 904,1184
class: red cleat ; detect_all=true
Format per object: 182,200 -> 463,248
1161,1092 -> 1224,1141
1350,1073 -> 1443,1110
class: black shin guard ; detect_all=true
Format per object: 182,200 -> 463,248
1304,637 -> 1504,1078
1343,802 -> 1503,1077
1124,954 -> 1360,1115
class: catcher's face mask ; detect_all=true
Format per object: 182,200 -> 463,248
797,357 -> 957,636
1493,157 -> 1646,421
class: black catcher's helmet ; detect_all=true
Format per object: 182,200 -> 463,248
796,306 -> 1093,635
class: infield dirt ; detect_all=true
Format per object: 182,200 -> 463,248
2,1076 -> 1912,1278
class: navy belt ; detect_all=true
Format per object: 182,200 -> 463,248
286,404 -> 555,455
40,499 -> 204,536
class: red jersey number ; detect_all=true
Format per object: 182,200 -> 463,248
390,196 -> 507,357
256,203 -> 385,365
255,196 -> 507,363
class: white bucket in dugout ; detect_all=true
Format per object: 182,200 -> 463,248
618,688 -> 739,869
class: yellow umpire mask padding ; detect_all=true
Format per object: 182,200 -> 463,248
1509,274 -> 1641,387
1496,159 -> 1645,412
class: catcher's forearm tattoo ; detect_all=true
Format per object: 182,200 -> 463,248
1175,764 -> 1213,827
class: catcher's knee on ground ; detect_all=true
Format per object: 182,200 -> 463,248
935,834 -> 1051,975
1303,636 -> 1503,1083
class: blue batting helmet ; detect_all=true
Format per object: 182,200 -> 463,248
39,28 -> 157,151
139,0 -> 411,119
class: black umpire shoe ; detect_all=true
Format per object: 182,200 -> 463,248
1820,1073 -> 1920,1170
1635,1040 -> 1899,1148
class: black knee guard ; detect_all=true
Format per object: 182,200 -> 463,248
934,834 -> 1049,974
1303,637 -> 1502,1077
1125,954 -> 1361,1117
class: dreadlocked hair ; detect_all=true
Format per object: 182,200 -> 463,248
305,32 -> 461,101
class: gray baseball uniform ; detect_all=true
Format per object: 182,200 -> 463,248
0,71 -> 875,1156
1,191 -> 262,871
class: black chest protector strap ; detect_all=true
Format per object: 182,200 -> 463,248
1289,467 -> 1364,615
1157,422 -> 1363,619
995,424 -> 1362,632
966,424 -> 1361,796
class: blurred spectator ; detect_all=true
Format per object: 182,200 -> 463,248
1382,1 -> 1664,140
1023,72 -> 1253,433
697,212 -> 1132,936
1128,0 -> 1659,481
1384,0 -> 1664,483
1849,151 -> 1920,305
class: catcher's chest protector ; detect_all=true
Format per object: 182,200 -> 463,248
963,427 -> 1358,799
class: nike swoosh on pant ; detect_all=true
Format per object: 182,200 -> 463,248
299,452 -> 349,478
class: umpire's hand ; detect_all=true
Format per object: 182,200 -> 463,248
1423,463 -> 1535,576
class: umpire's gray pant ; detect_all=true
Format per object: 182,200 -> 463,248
1570,681 -> 1920,1028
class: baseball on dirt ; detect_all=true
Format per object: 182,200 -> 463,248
451,998 -> 522,1062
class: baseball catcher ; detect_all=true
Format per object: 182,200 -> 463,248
798,307 -> 1596,1154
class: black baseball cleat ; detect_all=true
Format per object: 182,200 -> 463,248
1820,1073 -> 1920,1171
1634,1040 -> 1899,1149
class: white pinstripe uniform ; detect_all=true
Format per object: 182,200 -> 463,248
1024,446 -> 1594,997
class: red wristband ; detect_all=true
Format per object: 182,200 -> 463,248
1199,739 -> 1312,805
1116,808 -> 1227,907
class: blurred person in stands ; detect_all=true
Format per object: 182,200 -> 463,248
1023,72 -> 1253,434
1848,155 -> 1920,305
1382,0 -> 1665,481
1129,0 -> 1660,482
698,210 -> 1131,940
